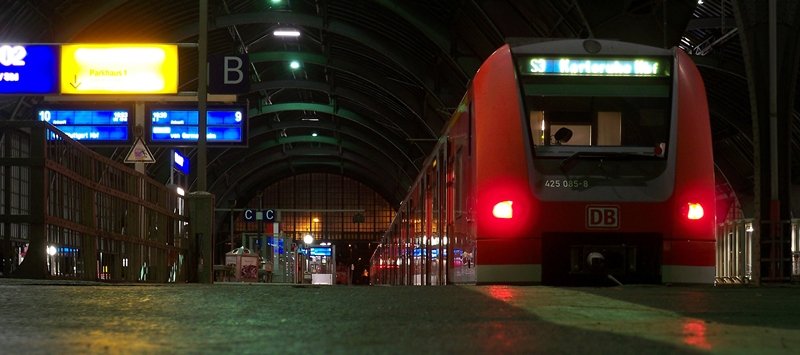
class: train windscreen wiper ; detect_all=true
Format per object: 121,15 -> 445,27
560,151 -> 658,173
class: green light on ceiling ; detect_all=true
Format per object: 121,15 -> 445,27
289,60 -> 301,70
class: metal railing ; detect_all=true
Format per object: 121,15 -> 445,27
716,218 -> 800,284
0,121 -> 189,282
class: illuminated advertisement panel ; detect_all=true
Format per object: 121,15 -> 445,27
37,106 -> 131,143
0,44 -> 59,94
147,104 -> 247,146
60,44 -> 178,94
521,57 -> 670,77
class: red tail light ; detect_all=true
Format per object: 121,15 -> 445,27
492,201 -> 513,219
686,203 -> 704,220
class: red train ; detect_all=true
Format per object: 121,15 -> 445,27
370,39 -> 715,286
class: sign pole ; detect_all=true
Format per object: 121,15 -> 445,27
188,0 -> 214,284
198,0 -> 208,191
134,102 -> 145,174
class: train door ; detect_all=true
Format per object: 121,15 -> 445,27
447,96 -> 476,284
427,147 -> 447,285
411,186 -> 425,285
402,204 -> 411,285
437,146 -> 447,285
426,166 -> 435,285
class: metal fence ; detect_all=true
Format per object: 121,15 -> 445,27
716,218 -> 800,284
0,121 -> 189,282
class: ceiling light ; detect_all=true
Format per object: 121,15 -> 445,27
289,60 -> 301,69
311,132 -> 318,137
274,29 -> 301,37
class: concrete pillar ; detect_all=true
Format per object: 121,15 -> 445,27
188,191 -> 214,283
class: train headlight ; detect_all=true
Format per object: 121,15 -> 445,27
686,202 -> 704,220
492,200 -> 513,219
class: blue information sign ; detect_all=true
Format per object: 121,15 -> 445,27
38,107 -> 131,143
172,149 -> 190,175
0,44 -> 59,94
148,105 -> 247,146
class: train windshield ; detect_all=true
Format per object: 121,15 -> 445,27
515,56 -> 673,159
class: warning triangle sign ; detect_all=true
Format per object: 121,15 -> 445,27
125,137 -> 156,164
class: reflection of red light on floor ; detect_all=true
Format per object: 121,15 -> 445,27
487,285 -> 515,302
682,319 -> 711,350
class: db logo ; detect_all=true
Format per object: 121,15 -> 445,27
587,206 -> 619,228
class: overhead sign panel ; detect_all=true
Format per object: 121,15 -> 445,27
60,44 -> 178,94
38,106 -> 131,143
0,44 -> 59,94
243,209 -> 277,222
208,54 -> 251,94
147,104 -> 247,146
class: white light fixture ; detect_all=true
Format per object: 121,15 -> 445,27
47,245 -> 57,256
303,234 -> 314,245
176,186 -> 185,196
311,132 -> 318,137
274,29 -> 301,37
289,60 -> 301,70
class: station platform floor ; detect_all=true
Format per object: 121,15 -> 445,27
1,278 -> 799,354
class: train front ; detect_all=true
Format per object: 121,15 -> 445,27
472,39 -> 715,285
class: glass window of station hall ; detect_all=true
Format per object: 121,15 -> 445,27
229,173 -> 394,278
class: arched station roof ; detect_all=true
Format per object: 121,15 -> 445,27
0,0 -> 790,217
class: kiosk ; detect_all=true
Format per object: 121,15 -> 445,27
301,245 -> 336,285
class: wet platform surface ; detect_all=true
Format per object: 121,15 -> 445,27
1,279 -> 799,354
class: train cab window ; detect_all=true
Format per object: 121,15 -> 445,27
516,55 -> 672,159
525,93 -> 670,158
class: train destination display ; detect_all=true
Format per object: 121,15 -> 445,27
523,57 -> 669,77
148,105 -> 246,146
38,107 -> 131,142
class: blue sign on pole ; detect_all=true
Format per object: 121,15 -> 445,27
172,149 -> 190,175
0,44 -> 59,94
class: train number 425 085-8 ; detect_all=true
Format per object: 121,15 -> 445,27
544,179 -> 589,188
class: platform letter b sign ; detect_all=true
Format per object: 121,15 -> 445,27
587,206 -> 618,228
209,54 -> 250,94
224,57 -> 243,84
